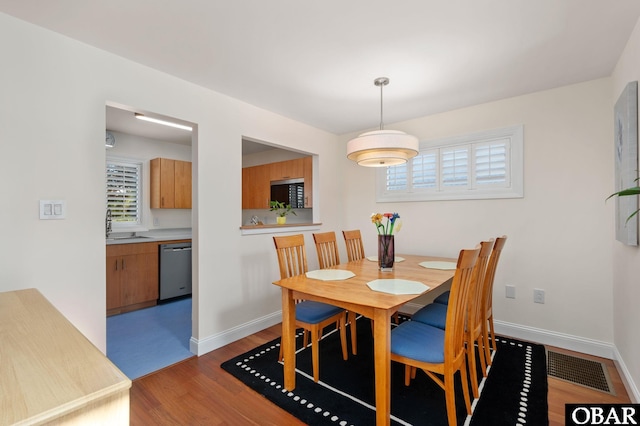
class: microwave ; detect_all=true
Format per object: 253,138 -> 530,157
270,178 -> 304,208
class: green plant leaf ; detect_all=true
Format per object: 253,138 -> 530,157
606,187 -> 640,201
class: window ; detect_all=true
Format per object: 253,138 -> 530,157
106,158 -> 142,227
376,125 -> 523,202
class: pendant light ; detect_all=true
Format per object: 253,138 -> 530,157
347,77 -> 419,167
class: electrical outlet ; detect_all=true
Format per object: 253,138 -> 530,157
153,217 -> 159,226
533,289 -> 545,304
505,285 -> 516,299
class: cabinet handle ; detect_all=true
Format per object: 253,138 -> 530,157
161,197 -> 164,207
115,259 -> 118,271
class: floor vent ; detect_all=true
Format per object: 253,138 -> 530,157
547,350 -> 614,395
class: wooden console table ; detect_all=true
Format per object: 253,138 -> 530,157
0,288 -> 131,425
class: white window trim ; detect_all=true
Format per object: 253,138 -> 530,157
376,125 -> 524,202
106,156 -> 144,231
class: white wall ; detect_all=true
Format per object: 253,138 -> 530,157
0,12 -> 341,354
612,17 -> 640,401
340,79 -> 616,351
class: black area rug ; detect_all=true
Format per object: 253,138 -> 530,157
221,317 -> 548,426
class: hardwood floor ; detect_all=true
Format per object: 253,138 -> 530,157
130,324 -> 631,425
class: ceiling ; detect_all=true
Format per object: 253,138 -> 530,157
2,1 -> 640,137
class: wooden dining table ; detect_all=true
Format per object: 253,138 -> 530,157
272,254 -> 457,426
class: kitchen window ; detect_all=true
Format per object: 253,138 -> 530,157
106,158 -> 142,227
376,125 -> 523,202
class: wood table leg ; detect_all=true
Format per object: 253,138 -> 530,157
373,308 -> 391,426
282,288 -> 296,390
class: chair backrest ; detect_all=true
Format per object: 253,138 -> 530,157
313,232 -> 341,269
342,229 -> 365,262
273,234 -> 308,279
468,239 -> 496,331
443,246 -> 481,362
482,235 -> 508,316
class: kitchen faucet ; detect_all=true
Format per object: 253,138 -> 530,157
106,209 -> 112,238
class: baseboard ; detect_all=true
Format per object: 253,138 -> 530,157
612,346 -> 640,403
493,320 -> 615,359
402,302 -> 616,358
190,311 -> 282,356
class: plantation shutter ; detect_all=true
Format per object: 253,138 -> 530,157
474,139 -> 509,186
412,150 -> 437,189
441,146 -> 469,188
106,160 -> 141,224
386,163 -> 408,191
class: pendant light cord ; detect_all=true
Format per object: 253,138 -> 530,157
379,82 -> 384,130
374,77 -> 389,131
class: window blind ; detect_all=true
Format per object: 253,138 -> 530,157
106,160 -> 141,224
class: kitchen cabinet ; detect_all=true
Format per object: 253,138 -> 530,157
242,163 -> 271,209
150,158 -> 192,209
242,156 -> 313,209
270,157 -> 304,181
106,242 -> 159,316
303,156 -> 312,208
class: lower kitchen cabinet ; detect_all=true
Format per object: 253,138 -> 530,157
106,242 -> 159,316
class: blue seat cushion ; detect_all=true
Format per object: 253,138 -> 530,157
391,321 -> 445,364
411,303 -> 447,330
434,290 -> 450,305
295,300 -> 344,324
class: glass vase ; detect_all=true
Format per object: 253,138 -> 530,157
378,235 -> 395,270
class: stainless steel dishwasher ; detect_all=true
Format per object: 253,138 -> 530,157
159,242 -> 192,301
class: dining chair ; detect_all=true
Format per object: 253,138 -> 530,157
313,231 -> 342,269
411,239 -> 495,398
481,235 -> 508,369
273,234 -> 348,382
313,231 -> 358,355
390,246 -> 480,426
342,229 -> 366,262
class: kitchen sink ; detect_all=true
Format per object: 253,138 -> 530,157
106,235 -> 154,241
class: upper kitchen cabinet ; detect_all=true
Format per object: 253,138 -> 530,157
303,156 -> 312,208
270,157 -> 304,181
242,163 -> 270,209
150,158 -> 192,209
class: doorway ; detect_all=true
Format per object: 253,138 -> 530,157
105,104 -> 196,378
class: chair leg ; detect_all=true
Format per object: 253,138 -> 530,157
311,326 -> 320,382
482,320 -> 492,370
476,335 -> 487,376
339,315 -> 348,361
489,315 -> 497,351
444,372 -> 458,426
348,311 -> 357,355
467,341 -> 479,399
303,329 -> 309,349
459,359 -> 472,415
404,365 -> 412,386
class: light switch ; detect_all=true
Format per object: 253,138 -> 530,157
40,200 -> 66,220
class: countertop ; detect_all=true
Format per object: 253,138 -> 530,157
106,228 -> 192,245
0,288 -> 131,425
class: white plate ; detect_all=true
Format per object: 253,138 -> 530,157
305,269 -> 356,281
419,261 -> 457,270
366,279 -> 429,295
366,255 -> 405,262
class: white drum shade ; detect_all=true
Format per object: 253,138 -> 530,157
347,129 -> 419,167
